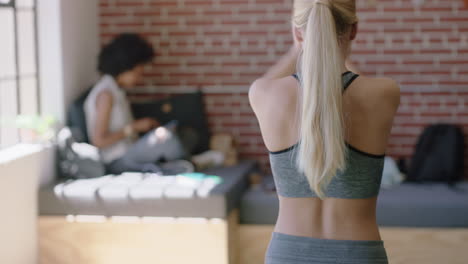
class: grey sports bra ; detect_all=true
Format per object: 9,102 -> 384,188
269,72 -> 385,199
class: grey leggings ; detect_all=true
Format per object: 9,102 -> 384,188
106,127 -> 187,174
265,232 -> 388,264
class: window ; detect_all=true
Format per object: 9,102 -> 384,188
0,0 -> 40,148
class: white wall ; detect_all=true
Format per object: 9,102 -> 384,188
38,0 -> 99,124
37,0 -> 99,186
60,0 -> 100,111
0,1 -> 100,262
38,0 -> 64,122
0,145 -> 42,264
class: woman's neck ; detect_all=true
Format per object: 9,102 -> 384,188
340,62 -> 349,74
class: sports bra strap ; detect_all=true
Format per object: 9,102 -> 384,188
292,73 -> 300,81
291,71 -> 359,92
343,71 -> 359,91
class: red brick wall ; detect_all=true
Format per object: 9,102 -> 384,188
99,0 -> 468,176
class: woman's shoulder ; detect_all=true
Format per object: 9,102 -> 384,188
249,76 -> 298,111
364,75 -> 399,92
88,75 -> 119,97
85,76 -> 117,108
355,75 -> 401,115
357,75 -> 399,91
93,75 -> 119,92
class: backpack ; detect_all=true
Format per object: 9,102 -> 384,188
407,124 -> 465,184
57,127 -> 106,179
58,87 -> 106,179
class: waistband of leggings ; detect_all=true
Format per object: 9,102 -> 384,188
272,232 -> 385,246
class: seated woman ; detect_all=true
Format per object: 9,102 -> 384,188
84,33 -> 187,174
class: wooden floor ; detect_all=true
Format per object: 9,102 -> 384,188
239,225 -> 468,264
39,210 -> 239,264
39,217 -> 468,264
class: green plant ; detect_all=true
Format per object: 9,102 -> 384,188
14,114 -> 57,142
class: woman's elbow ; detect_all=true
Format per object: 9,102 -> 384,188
90,136 -> 107,149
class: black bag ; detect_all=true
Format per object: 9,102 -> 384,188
131,91 -> 211,155
407,124 -> 465,183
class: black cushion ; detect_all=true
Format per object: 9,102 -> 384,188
131,91 -> 210,155
66,87 -> 93,143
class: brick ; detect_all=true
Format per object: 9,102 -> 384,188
99,0 -> 468,178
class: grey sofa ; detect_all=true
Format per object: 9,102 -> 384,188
42,89 -> 262,219
39,160 -> 258,219
240,176 -> 468,227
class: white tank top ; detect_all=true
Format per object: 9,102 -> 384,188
84,75 -> 134,163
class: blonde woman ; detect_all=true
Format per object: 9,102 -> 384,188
249,0 -> 400,263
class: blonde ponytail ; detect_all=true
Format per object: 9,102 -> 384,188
293,0 -> 357,198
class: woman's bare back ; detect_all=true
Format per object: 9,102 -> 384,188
249,73 -> 400,240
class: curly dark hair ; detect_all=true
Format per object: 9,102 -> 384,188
98,33 -> 155,77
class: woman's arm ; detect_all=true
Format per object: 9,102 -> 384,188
91,91 -> 159,148
91,91 -> 127,148
262,46 -> 301,80
261,23 -> 302,79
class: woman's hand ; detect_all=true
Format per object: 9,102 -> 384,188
259,26 -> 302,79
132,118 -> 159,133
